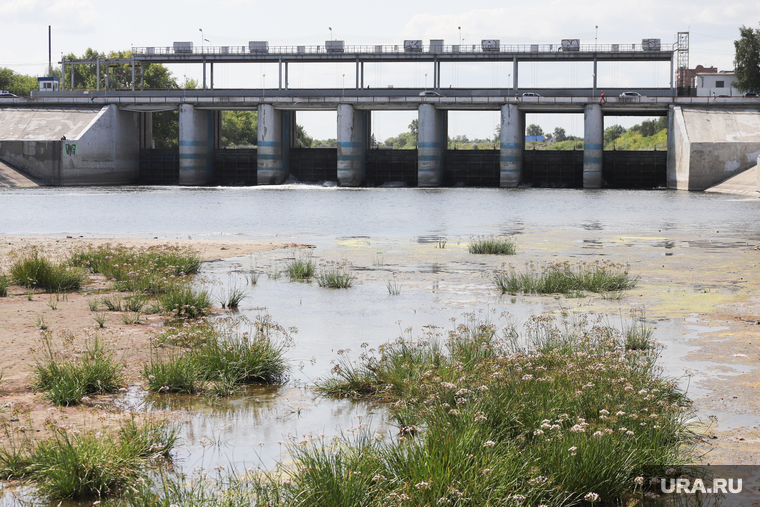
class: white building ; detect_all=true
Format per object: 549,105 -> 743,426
695,71 -> 740,97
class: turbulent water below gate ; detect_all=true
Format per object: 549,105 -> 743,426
0,185 -> 758,506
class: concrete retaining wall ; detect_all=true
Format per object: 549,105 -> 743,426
0,141 -> 62,184
0,105 -> 140,185
669,106 -> 760,190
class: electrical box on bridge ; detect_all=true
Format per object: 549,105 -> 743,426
430,40 -> 443,54
482,40 -> 500,51
404,40 -> 423,52
249,41 -> 269,54
326,40 -> 344,53
642,39 -> 661,51
561,39 -> 580,51
173,42 -> 193,54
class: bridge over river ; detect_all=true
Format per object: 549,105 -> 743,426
1,32 -> 759,190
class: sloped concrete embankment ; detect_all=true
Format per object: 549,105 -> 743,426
669,106 -> 760,191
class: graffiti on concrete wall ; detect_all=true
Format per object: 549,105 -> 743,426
64,143 -> 77,156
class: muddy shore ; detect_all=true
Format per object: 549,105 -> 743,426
0,232 -> 758,466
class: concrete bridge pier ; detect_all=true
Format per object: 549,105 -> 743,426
179,105 -> 216,185
337,104 -> 368,186
583,104 -> 603,188
500,104 -> 524,187
418,104 -> 447,187
139,112 -> 153,149
257,105 -> 294,185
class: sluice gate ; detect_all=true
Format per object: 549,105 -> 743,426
138,148 -> 667,188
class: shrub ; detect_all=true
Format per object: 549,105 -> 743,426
468,236 -> 517,255
10,251 -> 86,292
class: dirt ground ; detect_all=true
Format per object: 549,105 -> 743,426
0,237 -> 309,439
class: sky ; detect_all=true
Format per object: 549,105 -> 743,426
1,0 -> 755,141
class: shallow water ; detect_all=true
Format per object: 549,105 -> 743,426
1,186 -> 758,505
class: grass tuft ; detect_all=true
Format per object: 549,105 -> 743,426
0,417 -> 177,500
316,261 -> 355,289
286,251 -> 316,281
494,260 -> 638,295
144,315 -> 293,396
33,332 -> 124,406
0,274 -> 9,297
10,250 -> 86,292
468,235 -> 517,255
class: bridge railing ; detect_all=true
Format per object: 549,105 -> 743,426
131,42 -> 676,57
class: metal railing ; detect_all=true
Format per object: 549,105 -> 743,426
131,42 -> 676,57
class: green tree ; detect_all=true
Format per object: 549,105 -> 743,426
553,127 -> 567,142
221,111 -> 258,147
604,125 -> 626,146
0,68 -> 37,96
295,124 -> 313,148
734,25 -> 760,93
526,124 -> 544,137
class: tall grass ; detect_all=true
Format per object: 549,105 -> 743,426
70,243 -> 201,294
144,315 -> 293,396
494,260 -> 638,295
10,250 -> 86,292
0,418 -> 177,501
307,312 -> 699,506
468,235 -> 517,255
32,332 -> 124,406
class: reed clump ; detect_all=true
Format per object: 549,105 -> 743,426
0,417 -> 177,501
468,235 -> 517,255
10,250 -> 86,292
285,251 -> 316,281
316,260 -> 355,289
494,260 -> 638,295
144,315 -> 293,397
32,331 -> 124,406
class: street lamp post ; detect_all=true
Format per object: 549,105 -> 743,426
342,73 -> 345,96
458,26 -> 461,46
425,73 -> 428,90
595,26 -> 598,50
199,29 -> 203,49
329,27 -> 333,41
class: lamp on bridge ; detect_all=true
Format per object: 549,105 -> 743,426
425,73 -> 428,90
329,27 -> 333,41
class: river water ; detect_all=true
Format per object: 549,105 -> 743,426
0,185 -> 758,505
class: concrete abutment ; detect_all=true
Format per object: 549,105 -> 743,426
178,105 -> 218,186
